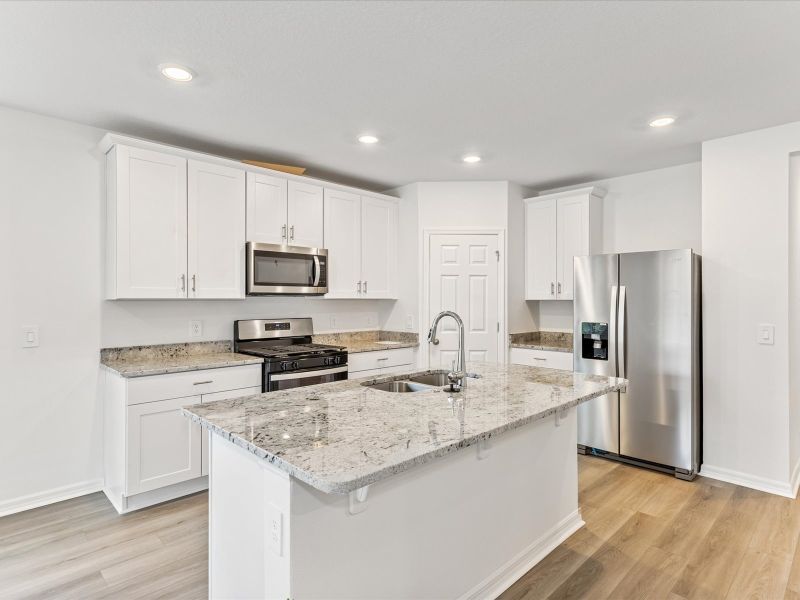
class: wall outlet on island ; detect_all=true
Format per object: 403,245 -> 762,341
189,320 -> 203,338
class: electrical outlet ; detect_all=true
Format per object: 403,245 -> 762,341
189,320 -> 203,338
21,326 -> 39,348
268,505 -> 283,556
406,315 -> 414,331
758,323 -> 775,345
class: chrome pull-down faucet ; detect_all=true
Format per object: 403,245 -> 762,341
427,311 -> 466,392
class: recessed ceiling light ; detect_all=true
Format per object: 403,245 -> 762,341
462,155 -> 482,163
649,116 -> 676,128
159,63 -> 194,82
358,134 -> 379,144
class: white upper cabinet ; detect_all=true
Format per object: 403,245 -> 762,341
524,198 -> 557,300
245,176 -> 323,248
287,181 -> 324,248
188,160 -> 246,299
524,187 -> 603,301
360,196 -> 397,298
323,190 -> 398,299
324,188 -> 362,297
245,172 -> 288,244
106,143 -> 246,299
107,145 -> 188,299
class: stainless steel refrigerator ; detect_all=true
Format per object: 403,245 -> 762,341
573,249 -> 701,480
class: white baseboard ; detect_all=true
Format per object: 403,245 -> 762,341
700,464 -> 795,498
459,509 -> 584,600
791,457 -> 800,499
0,479 -> 104,518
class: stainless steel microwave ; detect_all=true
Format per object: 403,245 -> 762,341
246,242 -> 328,296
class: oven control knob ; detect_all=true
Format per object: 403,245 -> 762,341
280,361 -> 290,371
292,361 -> 299,369
334,355 -> 341,365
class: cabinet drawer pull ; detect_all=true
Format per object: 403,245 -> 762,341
532,357 -> 547,361
376,357 -> 389,361
193,380 -> 213,385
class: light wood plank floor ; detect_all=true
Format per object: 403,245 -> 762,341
2,456 -> 799,599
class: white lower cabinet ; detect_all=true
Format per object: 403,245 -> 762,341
348,348 -> 416,376
509,348 -> 573,371
103,364 -> 261,514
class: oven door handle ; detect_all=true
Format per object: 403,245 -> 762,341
312,255 -> 321,287
270,365 -> 347,381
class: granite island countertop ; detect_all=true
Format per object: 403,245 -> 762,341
183,362 -> 626,494
100,341 -> 263,378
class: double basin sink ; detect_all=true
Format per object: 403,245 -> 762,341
361,372 -> 452,393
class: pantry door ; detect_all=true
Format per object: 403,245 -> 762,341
427,233 -> 502,369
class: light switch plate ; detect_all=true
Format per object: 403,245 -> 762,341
21,326 -> 39,348
758,323 -> 775,345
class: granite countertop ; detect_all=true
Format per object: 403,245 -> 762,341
100,341 -> 263,378
183,362 -> 626,494
313,330 -> 419,354
509,331 -> 573,353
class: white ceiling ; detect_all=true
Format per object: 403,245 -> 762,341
2,1 -> 800,191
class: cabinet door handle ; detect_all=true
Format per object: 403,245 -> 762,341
551,282 -> 555,295
180,274 -> 186,292
282,224 -> 287,240
290,225 -> 295,241
557,282 -> 562,294
357,281 -> 362,294
363,280 -> 368,294
192,274 -> 197,293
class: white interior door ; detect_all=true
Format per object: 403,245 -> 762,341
246,172 -> 288,244
428,234 -> 500,369
556,195 -> 589,300
188,160 -> 246,299
323,188 -> 362,297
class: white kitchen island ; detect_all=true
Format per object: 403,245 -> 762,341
183,362 -> 626,600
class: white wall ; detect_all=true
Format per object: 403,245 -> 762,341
702,122 -> 800,495
0,106 -> 106,513
535,162 -> 702,331
507,183 -> 539,333
790,155 -> 800,480
382,183 -> 420,334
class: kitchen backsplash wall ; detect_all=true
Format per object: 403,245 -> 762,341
101,297 -> 398,348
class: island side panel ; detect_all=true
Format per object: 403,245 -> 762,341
208,435 -> 291,600
289,409 -> 582,600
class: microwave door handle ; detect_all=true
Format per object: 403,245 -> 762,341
312,255 -> 321,287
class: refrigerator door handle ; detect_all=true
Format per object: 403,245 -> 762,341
619,285 -> 627,380
610,285 -> 618,378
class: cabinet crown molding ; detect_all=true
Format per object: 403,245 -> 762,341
98,133 -> 399,203
524,185 -> 607,203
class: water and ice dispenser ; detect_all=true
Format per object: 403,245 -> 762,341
581,322 -> 608,360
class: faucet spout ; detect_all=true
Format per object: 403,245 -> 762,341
427,311 -> 467,391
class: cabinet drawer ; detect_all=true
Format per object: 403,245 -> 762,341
510,348 -> 573,371
127,364 -> 262,405
348,348 -> 415,373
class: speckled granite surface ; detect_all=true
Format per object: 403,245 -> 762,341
100,341 -> 262,377
509,331 -> 573,353
183,362 -> 626,494
313,330 -> 418,353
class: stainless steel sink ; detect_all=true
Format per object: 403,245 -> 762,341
363,380 -> 435,393
406,372 -> 451,386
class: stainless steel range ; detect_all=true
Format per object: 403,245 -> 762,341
233,318 -> 348,392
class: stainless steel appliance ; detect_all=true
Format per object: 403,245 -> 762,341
234,318 -> 347,392
574,249 -> 701,480
246,242 -> 328,296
